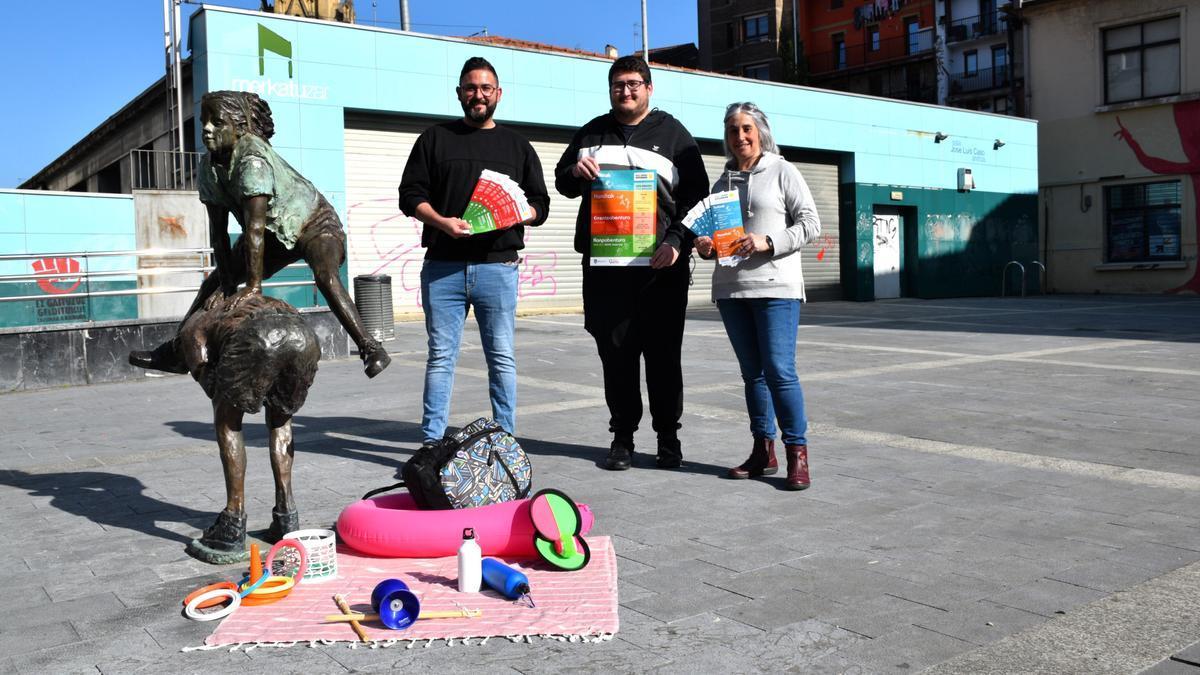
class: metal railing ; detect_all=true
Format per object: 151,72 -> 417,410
0,248 -> 317,328
130,149 -> 202,191
809,28 -> 935,75
945,11 -> 1007,43
950,63 -> 1014,94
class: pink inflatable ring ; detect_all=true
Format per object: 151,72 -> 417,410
337,493 -> 595,558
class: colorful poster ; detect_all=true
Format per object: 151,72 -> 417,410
682,190 -> 747,266
462,170 -> 533,235
590,170 -> 657,266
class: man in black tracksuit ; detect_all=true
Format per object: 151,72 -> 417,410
554,55 -> 708,471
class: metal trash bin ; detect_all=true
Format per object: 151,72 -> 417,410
353,274 -> 394,342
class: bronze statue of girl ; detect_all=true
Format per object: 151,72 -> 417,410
179,292 -> 320,562
130,90 -> 390,378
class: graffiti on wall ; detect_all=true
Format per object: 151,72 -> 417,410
814,233 -> 837,262
1114,101 -> 1200,294
347,198 -> 561,309
31,257 -> 88,322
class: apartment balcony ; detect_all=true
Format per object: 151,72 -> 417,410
945,11 -> 1007,43
809,29 -> 934,77
949,64 -> 1016,95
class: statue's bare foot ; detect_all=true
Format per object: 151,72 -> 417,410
185,509 -> 249,564
265,507 -> 300,544
362,343 -> 391,378
128,341 -> 188,375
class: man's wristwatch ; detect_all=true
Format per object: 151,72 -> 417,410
764,235 -> 774,255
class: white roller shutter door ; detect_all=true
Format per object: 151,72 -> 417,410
343,114 -> 840,319
344,114 -> 584,317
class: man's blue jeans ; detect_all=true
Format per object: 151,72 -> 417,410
716,298 -> 808,446
420,260 -> 519,443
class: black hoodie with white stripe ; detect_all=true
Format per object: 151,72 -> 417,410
554,109 -> 709,259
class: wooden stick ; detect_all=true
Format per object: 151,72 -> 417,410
323,609 -> 482,623
332,594 -> 371,644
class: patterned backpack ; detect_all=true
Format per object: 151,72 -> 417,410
364,418 -> 532,510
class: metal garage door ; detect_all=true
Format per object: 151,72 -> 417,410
344,113 -> 582,317
343,114 -> 840,318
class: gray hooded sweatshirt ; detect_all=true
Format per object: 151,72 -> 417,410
708,152 -> 821,301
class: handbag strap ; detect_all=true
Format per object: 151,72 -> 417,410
361,481 -> 404,500
490,449 -> 530,499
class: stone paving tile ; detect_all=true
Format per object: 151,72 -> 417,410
1047,560 -> 1159,593
985,577 -> 1110,617
0,620 -> 80,658
1174,641 -> 1200,666
714,589 -> 847,631
1100,542 -> 1200,577
832,624 -> 975,673
710,562 -> 823,599
20,591 -> 126,631
910,599 -> 1048,646
622,582 -> 751,624
1140,659 -> 1200,674
624,558 -> 736,593
8,630 -> 174,674
819,593 -> 952,640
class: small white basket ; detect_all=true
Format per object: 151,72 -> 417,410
284,528 -> 338,582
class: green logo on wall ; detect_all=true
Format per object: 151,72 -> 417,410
258,24 -> 293,78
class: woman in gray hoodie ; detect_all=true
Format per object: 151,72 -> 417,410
694,102 -> 821,490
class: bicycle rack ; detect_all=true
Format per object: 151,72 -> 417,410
1029,261 -> 1046,295
1001,261 -> 1025,297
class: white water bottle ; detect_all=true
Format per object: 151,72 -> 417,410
457,527 -> 482,593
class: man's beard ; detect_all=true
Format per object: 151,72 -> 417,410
462,98 -> 496,124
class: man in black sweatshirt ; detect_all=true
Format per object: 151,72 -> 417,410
399,57 -> 550,444
554,55 -> 708,471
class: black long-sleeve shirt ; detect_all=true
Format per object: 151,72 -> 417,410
399,120 -> 550,263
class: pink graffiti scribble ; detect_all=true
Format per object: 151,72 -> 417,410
518,252 -> 558,298
346,197 -> 561,309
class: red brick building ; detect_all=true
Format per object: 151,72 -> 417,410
698,0 -> 940,104
804,0 -> 938,101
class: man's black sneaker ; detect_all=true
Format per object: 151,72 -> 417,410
656,437 -> 683,469
604,438 -> 634,471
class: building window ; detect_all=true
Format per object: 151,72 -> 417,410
726,23 -> 734,50
964,50 -> 978,76
833,33 -> 846,69
1106,181 -> 1182,262
868,25 -> 880,52
1104,16 -> 1180,104
992,44 -> 1008,83
905,17 -> 920,54
743,14 -> 769,43
743,63 -> 771,80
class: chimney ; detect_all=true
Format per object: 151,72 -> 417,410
605,44 -> 619,59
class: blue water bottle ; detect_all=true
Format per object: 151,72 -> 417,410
481,558 -> 531,601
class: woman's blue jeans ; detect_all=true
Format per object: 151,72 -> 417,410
716,298 -> 807,446
420,260 -> 518,443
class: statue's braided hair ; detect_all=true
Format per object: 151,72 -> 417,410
202,91 -> 275,141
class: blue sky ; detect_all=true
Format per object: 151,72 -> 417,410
0,0 -> 698,188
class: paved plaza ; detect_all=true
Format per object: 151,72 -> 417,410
3,295 -> 1200,673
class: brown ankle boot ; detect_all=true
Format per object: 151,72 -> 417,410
785,444 -> 810,490
727,438 -> 777,479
